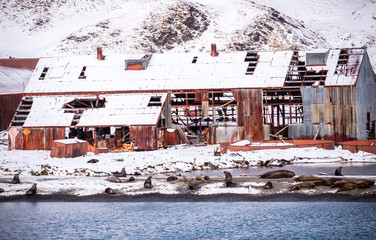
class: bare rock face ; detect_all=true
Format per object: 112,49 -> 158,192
106,176 -> 122,183
260,170 -> 295,179
144,176 -> 152,188
26,183 -> 37,196
11,174 -> 20,184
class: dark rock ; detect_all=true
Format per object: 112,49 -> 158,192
0,188 -> 4,193
128,176 -> 135,182
204,176 -> 210,181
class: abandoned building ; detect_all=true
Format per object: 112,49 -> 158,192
7,45 -> 376,151
0,58 -> 38,131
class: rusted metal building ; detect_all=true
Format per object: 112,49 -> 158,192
7,47 -> 376,151
0,58 -> 38,130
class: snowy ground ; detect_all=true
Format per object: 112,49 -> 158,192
1,130 -> 376,197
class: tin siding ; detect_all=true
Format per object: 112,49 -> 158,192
130,125 -> 158,150
0,94 -> 23,130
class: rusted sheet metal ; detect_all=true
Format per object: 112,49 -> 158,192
50,139 -> 88,158
0,93 -> 23,130
220,140 -> 335,153
208,125 -> 241,144
8,127 -> 65,150
297,86 -> 357,142
164,128 -> 186,145
130,125 -> 158,150
233,89 -> 263,141
0,58 -> 39,70
338,140 -> 376,154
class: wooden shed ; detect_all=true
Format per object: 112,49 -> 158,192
50,139 -> 88,158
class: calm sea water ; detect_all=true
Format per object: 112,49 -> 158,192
0,202 -> 375,240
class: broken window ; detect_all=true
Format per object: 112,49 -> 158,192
335,49 -> 349,74
148,96 -> 162,106
63,98 -> 106,109
78,66 -> 87,79
244,52 -> 259,75
39,67 -> 49,80
306,51 -> 329,66
192,56 -> 198,63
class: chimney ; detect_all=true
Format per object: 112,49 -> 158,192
211,44 -> 218,57
97,47 -> 105,60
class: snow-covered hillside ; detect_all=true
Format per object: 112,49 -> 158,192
0,0 -> 375,69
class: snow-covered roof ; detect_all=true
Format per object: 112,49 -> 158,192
23,49 -> 367,94
0,59 -> 38,94
23,93 -> 167,127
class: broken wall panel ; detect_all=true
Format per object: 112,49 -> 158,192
130,125 -> 158,151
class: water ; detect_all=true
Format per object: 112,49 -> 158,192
1,202 -> 375,239
155,162 -> 376,178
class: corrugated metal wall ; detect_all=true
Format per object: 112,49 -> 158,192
130,125 -> 158,150
233,89 -> 264,141
0,93 -> 23,130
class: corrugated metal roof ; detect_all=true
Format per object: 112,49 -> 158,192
23,49 -> 368,94
23,93 -> 167,127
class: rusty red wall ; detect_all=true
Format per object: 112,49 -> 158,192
130,125 -> 158,150
233,89 -> 264,141
0,94 -> 23,130
9,127 -> 65,150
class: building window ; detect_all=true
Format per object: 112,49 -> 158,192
148,96 -> 162,106
79,66 -> 87,79
244,52 -> 259,75
39,67 -> 49,80
63,98 -> 106,109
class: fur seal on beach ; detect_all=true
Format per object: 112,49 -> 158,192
112,168 -> 126,177
179,176 -> 188,182
290,182 -> 315,191
106,176 -> 122,183
167,176 -> 178,182
128,176 -> 135,182
260,170 -> 295,179
224,171 -> 236,187
196,174 -> 204,181
0,188 -> 4,193
204,176 -> 210,181
87,159 -> 99,163
11,174 -> 20,184
105,187 -> 116,194
144,176 -> 152,188
187,179 -> 200,190
355,180 -> 375,189
26,183 -> 37,196
295,175 -> 322,182
263,181 -> 273,189
335,167 -> 343,176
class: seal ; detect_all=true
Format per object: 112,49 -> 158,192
290,182 -> 315,191
144,176 -> 152,188
128,176 -> 135,182
87,159 -> 99,163
11,173 -> 20,184
112,168 -> 126,177
196,174 -> 204,181
355,180 -> 375,189
179,176 -> 188,182
106,176 -> 122,183
263,181 -> 273,189
167,176 -> 178,182
204,176 -> 210,181
105,187 -> 116,194
260,170 -> 295,179
26,183 -> 37,196
0,188 -> 4,193
335,167 -> 343,176
295,174 -> 322,181
187,179 -> 200,190
224,171 -> 236,187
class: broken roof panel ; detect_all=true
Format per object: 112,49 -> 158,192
23,93 -> 167,128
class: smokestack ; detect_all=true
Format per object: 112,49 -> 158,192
211,44 -> 218,57
97,47 -> 105,60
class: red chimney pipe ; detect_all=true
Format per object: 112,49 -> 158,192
97,47 -> 105,60
211,44 -> 219,57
